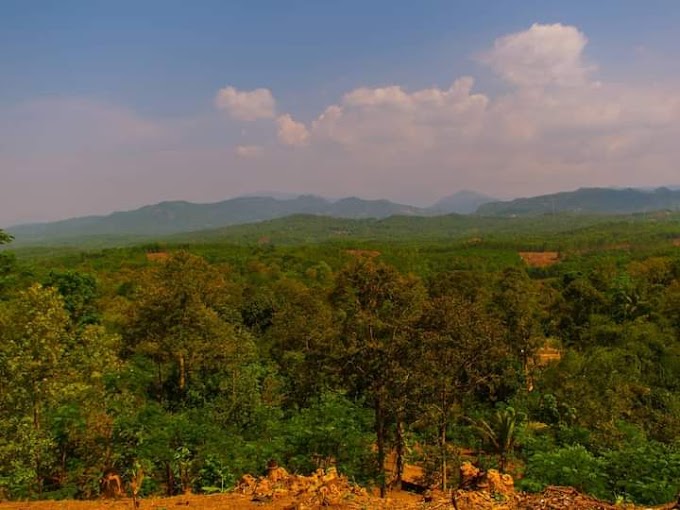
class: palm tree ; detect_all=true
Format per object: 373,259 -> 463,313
473,407 -> 521,471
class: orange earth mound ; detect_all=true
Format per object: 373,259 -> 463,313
518,251 -> 560,267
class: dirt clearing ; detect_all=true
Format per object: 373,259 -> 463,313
519,252 -> 560,267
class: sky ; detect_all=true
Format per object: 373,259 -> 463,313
2,0 -> 680,226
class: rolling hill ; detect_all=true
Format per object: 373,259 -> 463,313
6,195 -> 427,245
9,187 -> 680,247
477,187 -> 680,216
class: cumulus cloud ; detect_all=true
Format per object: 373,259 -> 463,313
277,114 -> 310,146
215,86 -> 276,120
310,77 -> 489,151
264,23 -> 680,197
235,144 -> 264,158
5,23 -> 680,226
480,23 -> 595,87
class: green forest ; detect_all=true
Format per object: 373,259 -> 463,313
1,215 -> 680,505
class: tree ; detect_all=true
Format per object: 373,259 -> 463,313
417,295 -> 504,490
263,278 -> 336,407
491,268 -> 543,389
47,323 -> 121,496
0,230 -> 11,245
0,283 -> 120,497
331,258 -> 425,496
125,252 -> 255,410
0,230 -> 16,299
552,275 -> 607,349
473,407 -> 522,471
44,270 -> 100,328
0,285 -> 70,496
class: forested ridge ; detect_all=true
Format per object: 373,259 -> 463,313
0,222 -> 679,505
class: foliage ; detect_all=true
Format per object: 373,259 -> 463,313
520,444 -> 607,497
0,230 -> 12,245
473,407 -> 523,471
601,442 -> 680,505
1,218 -> 680,504
278,392 -> 375,482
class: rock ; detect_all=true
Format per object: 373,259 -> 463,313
236,466 -> 368,506
268,466 -> 289,483
460,462 -> 480,480
486,469 -> 514,496
238,474 -> 256,490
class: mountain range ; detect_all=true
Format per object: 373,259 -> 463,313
6,195 -> 429,244
6,187 -> 680,245
476,187 -> 680,216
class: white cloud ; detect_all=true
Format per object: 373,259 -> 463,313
215,86 -> 276,121
309,77 -> 489,152
274,23 -> 680,198
235,144 -> 264,158
5,23 -> 680,226
480,23 -> 595,88
276,114 -> 310,146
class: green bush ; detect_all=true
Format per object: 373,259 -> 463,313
602,442 -> 680,505
278,391 -> 376,483
520,444 -> 607,498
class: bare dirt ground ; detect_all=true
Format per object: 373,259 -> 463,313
1,465 -> 676,510
534,346 -> 562,366
518,252 -> 560,268
0,492 -> 422,510
1,489 -> 676,510
145,252 -> 170,262
344,249 -> 381,258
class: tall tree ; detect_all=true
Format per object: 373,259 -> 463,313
0,285 -> 70,496
263,277 -> 336,407
491,268 -> 542,389
418,295 -> 504,490
125,252 -> 255,409
331,258 -> 425,496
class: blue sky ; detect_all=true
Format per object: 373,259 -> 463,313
2,1 -> 680,225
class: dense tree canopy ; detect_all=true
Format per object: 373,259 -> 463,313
0,228 -> 679,504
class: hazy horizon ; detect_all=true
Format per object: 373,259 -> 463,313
3,1 -> 680,226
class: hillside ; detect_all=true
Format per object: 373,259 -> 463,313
477,187 -> 680,216
8,187 -> 680,248
430,190 -> 497,214
7,195 -> 427,244
172,212 -> 625,246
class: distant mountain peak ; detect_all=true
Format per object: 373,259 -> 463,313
430,190 -> 497,214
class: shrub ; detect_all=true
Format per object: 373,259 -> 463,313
602,442 -> 680,505
520,444 -> 607,498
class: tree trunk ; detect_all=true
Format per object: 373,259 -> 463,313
375,395 -> 386,498
178,354 -> 186,392
33,397 -> 43,496
440,387 -> 448,492
165,462 -> 175,496
157,360 -> 163,401
440,422 -> 448,491
394,415 -> 404,490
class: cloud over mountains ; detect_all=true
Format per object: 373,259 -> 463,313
215,23 -> 680,194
